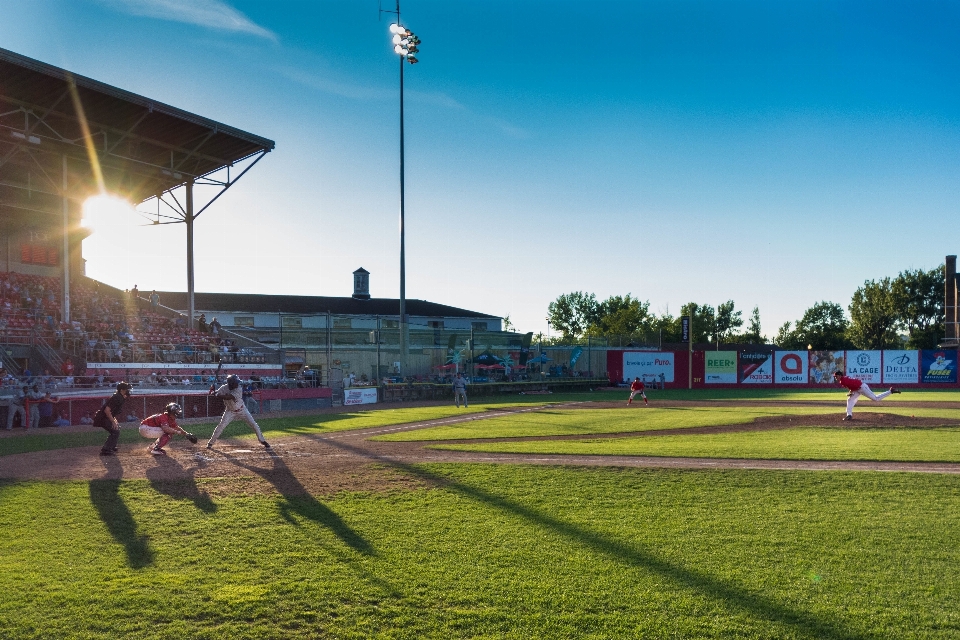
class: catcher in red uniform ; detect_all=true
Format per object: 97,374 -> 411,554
139,403 -> 197,456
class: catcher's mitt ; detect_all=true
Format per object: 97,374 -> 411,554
185,433 -> 198,444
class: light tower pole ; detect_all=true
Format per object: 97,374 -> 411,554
387,4 -> 420,367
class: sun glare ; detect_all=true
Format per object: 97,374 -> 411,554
81,194 -> 136,230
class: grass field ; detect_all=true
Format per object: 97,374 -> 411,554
5,389 -> 960,638
376,405 -> 960,442
433,426 -> 960,462
3,466 -> 960,639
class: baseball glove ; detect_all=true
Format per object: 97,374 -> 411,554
185,432 -> 198,444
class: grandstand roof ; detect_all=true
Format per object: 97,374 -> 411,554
0,46 -> 274,218
154,292 -> 500,320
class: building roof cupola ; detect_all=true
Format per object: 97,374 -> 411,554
352,268 -> 370,300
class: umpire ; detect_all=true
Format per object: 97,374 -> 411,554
94,381 -> 132,456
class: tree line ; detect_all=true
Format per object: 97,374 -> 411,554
546,265 -> 944,350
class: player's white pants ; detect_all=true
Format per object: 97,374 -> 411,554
846,383 -> 892,416
139,424 -> 164,439
208,406 -> 265,445
6,405 -> 24,429
455,389 -> 468,407
629,390 -> 647,402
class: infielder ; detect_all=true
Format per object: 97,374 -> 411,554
139,403 -> 197,456
627,377 -> 648,406
453,372 -> 468,408
833,371 -> 900,420
207,374 -> 271,449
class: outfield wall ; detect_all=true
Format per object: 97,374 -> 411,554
607,349 -> 958,388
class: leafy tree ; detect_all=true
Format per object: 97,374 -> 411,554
728,306 -> 767,344
775,321 -> 802,349
789,301 -> 851,350
714,300 -> 744,345
653,311 -> 681,344
679,303 -> 715,344
503,315 -> 515,332
547,292 -> 598,340
848,279 -> 901,349
891,265 -> 944,349
586,295 -> 653,339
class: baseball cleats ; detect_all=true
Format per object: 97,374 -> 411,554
842,415 -> 853,421
149,448 -> 167,456
890,387 -> 901,394
260,440 -> 271,449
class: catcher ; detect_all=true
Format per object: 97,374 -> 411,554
140,403 -> 197,456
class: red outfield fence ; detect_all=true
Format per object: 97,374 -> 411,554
607,349 -> 959,389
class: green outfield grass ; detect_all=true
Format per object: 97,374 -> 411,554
432,426 -> 960,462
375,405 -> 960,442
630,388 -> 960,402
2,465 -> 960,639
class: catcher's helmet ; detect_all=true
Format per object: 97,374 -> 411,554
227,374 -> 240,390
165,402 -> 183,417
116,381 -> 132,393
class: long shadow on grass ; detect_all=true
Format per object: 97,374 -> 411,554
145,457 -> 217,513
322,437 -> 864,640
218,449 -> 373,555
88,455 -> 154,569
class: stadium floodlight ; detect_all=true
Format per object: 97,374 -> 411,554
384,3 -> 421,363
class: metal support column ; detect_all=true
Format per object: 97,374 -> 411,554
399,47 -> 408,361
186,179 -> 195,330
61,155 -> 70,323
946,256 -> 957,345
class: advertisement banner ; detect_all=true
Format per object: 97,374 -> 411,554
623,352 -> 675,383
809,351 -> 844,384
705,351 -> 737,384
740,351 -> 773,384
344,387 -> 378,405
883,350 -> 919,384
775,351 -> 808,384
846,350 -> 882,383
921,350 -> 958,384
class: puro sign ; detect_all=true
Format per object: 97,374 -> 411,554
623,352 -> 675,383
775,351 -> 808,384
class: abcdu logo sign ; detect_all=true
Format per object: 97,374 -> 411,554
775,351 -> 808,383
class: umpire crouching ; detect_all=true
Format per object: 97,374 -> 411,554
94,382 -> 132,456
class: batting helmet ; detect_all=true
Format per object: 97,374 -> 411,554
165,402 -> 183,417
116,382 -> 132,393
226,374 -> 240,390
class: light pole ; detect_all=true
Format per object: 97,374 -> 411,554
387,9 -> 420,368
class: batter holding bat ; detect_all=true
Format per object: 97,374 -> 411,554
206,374 -> 271,449
140,403 -> 197,456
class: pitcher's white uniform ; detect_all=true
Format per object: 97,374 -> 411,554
207,382 -> 269,448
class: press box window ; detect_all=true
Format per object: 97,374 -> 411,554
234,316 -> 254,327
282,316 -> 302,329
333,318 -> 352,329
471,322 -> 488,331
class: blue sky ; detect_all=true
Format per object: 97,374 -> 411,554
2,0 -> 958,336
